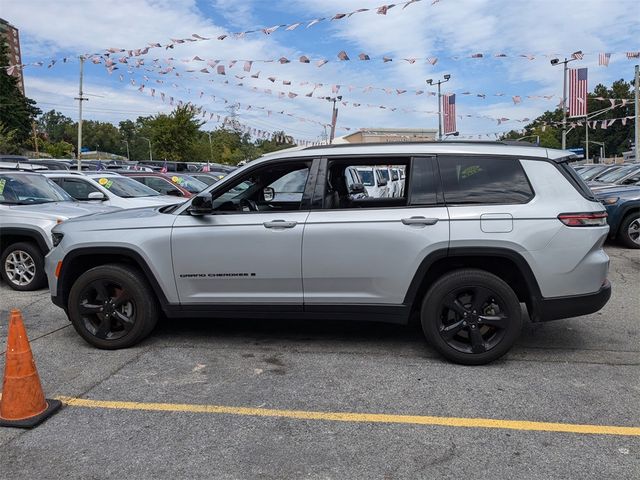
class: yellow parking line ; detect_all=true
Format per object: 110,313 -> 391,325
56,396 -> 640,437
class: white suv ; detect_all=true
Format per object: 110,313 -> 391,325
46,142 -> 611,364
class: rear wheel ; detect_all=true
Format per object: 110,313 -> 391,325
421,269 -> 522,365
68,264 -> 158,349
0,242 -> 47,291
619,211 -> 640,249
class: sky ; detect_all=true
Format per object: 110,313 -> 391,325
3,0 -> 639,143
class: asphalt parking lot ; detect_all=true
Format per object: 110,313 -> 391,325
0,244 -> 638,479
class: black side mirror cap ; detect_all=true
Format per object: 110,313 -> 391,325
188,193 -> 213,215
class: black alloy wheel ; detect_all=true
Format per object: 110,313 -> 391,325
68,264 -> 158,349
421,269 -> 522,365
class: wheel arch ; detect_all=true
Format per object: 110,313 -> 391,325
57,247 -> 170,310
404,247 -> 543,321
0,227 -> 49,254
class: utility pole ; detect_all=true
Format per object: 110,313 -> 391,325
31,121 -> 39,158
635,64 -> 639,163
74,56 -> 88,171
426,74 -> 451,141
550,53 -> 581,150
207,131 -> 214,163
140,136 -> 153,162
328,96 -> 342,144
122,140 -> 130,161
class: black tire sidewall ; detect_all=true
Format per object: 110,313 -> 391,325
0,242 -> 47,291
68,264 -> 158,349
619,211 -> 640,249
421,269 -> 523,365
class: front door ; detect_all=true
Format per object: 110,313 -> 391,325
172,159 -> 317,306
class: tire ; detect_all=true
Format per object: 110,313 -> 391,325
421,269 -> 523,365
67,264 -> 158,349
0,242 -> 47,291
618,211 -> 640,249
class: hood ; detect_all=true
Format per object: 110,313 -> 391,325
126,195 -> 185,207
54,204 -> 176,234
1,201 -> 118,221
595,186 -> 640,199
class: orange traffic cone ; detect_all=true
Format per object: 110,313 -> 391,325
0,309 -> 61,428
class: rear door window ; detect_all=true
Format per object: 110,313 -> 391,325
438,155 -> 534,204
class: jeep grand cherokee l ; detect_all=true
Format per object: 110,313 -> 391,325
45,142 -> 611,364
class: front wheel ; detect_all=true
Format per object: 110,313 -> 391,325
0,242 -> 47,291
68,264 -> 158,349
619,211 -> 640,249
421,269 -> 523,365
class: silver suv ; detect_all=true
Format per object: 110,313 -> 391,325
45,142 -> 611,364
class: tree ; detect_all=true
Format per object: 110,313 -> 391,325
43,140 -> 74,158
139,104 -> 204,161
0,42 -> 40,144
0,123 -> 21,154
37,110 -> 74,144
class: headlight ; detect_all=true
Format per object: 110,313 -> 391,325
600,197 -> 620,205
52,232 -> 64,247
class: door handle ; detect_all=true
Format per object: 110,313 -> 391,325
401,216 -> 439,226
263,220 -> 297,229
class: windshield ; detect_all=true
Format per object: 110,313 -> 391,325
357,170 -> 375,186
191,174 -> 218,186
377,169 -> 390,181
169,174 -> 208,193
0,173 -> 73,205
93,176 -> 161,198
596,165 -> 639,183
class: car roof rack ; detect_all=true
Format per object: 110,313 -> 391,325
302,140 -> 541,150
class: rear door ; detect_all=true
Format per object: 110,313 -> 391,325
302,156 -> 449,308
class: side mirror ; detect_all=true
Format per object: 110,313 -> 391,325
263,187 -> 275,202
392,174 -> 399,181
188,194 -> 212,215
378,178 -> 388,187
87,191 -> 107,201
348,183 -> 366,195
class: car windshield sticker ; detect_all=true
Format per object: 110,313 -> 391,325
98,178 -> 114,189
0,178 -> 5,195
172,176 -> 184,184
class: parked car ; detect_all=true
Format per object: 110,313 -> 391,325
46,142 -> 611,365
376,166 -> 402,197
117,172 -> 199,198
0,171 -> 116,290
596,185 -> 640,248
44,172 -> 185,208
589,164 -> 640,190
190,172 -> 224,186
355,166 -> 389,198
579,164 -> 621,181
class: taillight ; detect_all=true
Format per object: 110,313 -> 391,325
558,212 -> 608,227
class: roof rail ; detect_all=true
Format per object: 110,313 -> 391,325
302,140 -> 542,150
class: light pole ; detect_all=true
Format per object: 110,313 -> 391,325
140,136 -> 153,162
516,134 -> 540,145
426,74 -> 451,141
582,105 -> 616,161
328,96 -> 342,144
635,64 -> 639,163
74,55 -> 88,171
583,140 -> 605,162
206,132 -> 214,163
550,52 -> 582,150
122,140 -> 130,161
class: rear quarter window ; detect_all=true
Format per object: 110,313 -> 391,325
438,155 -> 534,204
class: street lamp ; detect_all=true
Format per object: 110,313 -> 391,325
139,136 -> 153,162
550,51 -> 582,150
516,134 -> 540,145
206,132 -> 214,163
426,74 -> 451,141
583,140 -> 606,163
122,140 -> 130,161
327,95 -> 342,144
444,131 -> 459,140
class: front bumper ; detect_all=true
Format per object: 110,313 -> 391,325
536,279 -> 612,321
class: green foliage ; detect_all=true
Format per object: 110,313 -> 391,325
43,140 -> 74,158
0,123 -> 21,154
0,42 -> 40,144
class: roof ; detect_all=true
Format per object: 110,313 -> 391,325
257,141 -> 571,163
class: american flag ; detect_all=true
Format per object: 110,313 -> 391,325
599,53 -> 611,66
568,68 -> 588,118
442,94 -> 457,134
571,51 -> 584,60
160,160 -> 168,173
627,51 -> 640,59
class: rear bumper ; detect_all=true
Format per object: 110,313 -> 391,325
536,280 -> 611,321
